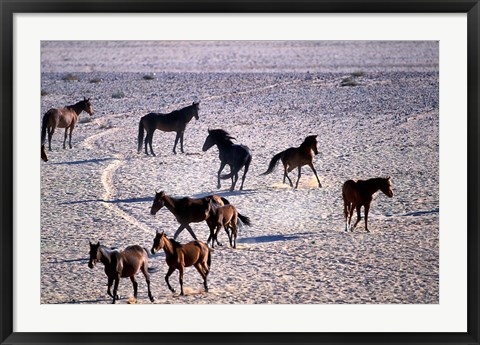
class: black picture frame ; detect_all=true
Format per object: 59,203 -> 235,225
1,1 -> 479,344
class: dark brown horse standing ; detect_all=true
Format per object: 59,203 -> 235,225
261,135 -> 322,189
151,231 -> 211,296
206,200 -> 251,249
342,176 -> 394,232
88,241 -> 155,304
41,97 -> 94,151
137,101 -> 199,156
150,191 -> 228,241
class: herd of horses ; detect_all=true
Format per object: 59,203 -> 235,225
42,98 -> 394,303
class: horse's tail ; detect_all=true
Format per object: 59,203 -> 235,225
261,151 -> 284,175
207,246 -> 212,269
137,117 -> 145,153
41,111 -> 50,145
237,213 -> 251,226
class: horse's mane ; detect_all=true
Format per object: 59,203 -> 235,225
208,129 -> 236,145
170,238 -> 183,248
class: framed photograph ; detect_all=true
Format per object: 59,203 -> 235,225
1,1 -> 478,344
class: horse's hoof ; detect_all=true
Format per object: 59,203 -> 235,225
150,297 -> 155,302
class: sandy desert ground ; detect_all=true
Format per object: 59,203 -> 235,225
40,41 -> 439,304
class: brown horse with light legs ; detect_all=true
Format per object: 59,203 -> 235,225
41,144 -> 48,162
151,231 -> 211,296
342,176 -> 394,232
150,191 -> 228,241
88,241 -> 155,304
205,200 -> 251,249
261,135 -> 322,189
41,97 -> 94,151
137,101 -> 199,156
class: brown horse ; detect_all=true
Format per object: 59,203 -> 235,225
41,97 -> 94,151
88,241 -> 155,304
150,191 -> 228,241
206,200 -> 251,249
151,231 -> 211,296
342,176 -> 394,232
261,135 -> 322,189
137,101 -> 199,156
41,144 -> 48,162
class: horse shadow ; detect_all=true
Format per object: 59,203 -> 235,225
238,232 -> 315,244
192,189 -> 257,199
50,157 -> 114,166
59,196 -> 153,206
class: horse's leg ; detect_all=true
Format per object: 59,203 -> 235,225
173,131 -> 180,154
224,225 -> 232,247
63,128 -> 68,149
107,277 -> 114,298
185,225 -> 198,241
173,224 -> 186,240
68,125 -> 75,149
193,263 -> 208,292
144,130 -> 150,155
240,159 -> 251,190
214,224 -> 223,247
308,162 -> 322,188
283,165 -> 293,187
231,223 -> 238,249
112,277 -> 120,304
178,265 -> 185,296
165,266 -> 176,293
217,162 -> 226,189
364,203 -> 371,233
353,205 -> 362,229
230,172 -> 239,192
141,264 -> 155,302
343,200 -> 350,232
48,127 -> 55,151
147,132 -> 156,156
130,276 -> 138,302
294,166 -> 302,189
348,203 -> 355,232
180,131 -> 185,153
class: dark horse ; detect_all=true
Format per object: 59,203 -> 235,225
88,241 -> 155,304
41,144 -> 48,162
137,101 -> 199,156
342,176 -> 394,232
150,191 -> 229,241
151,231 -> 211,296
41,97 -> 94,151
261,135 -> 322,189
205,200 -> 251,249
202,129 -> 252,191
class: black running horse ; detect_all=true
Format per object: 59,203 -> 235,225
202,129 -> 252,191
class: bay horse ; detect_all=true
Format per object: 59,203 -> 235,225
202,129 -> 252,191
137,101 -> 199,156
151,231 -> 211,296
261,135 -> 322,189
41,97 -> 94,151
206,200 -> 251,249
88,241 -> 155,304
41,144 -> 48,162
150,191 -> 229,241
342,176 -> 394,232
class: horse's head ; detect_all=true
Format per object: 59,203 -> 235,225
150,191 -> 166,215
88,241 -> 100,268
202,129 -> 215,152
83,97 -> 94,116
380,176 -> 394,198
41,144 -> 48,162
192,101 -> 200,120
305,135 -> 319,155
151,231 -> 166,254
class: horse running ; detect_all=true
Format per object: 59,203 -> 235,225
150,191 -> 229,241
151,231 -> 211,296
41,97 -> 94,151
206,200 -> 251,249
261,135 -> 322,189
88,241 -> 155,304
137,101 -> 199,156
342,176 -> 394,232
202,129 -> 252,191
41,144 -> 48,162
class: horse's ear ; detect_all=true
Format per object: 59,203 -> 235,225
89,240 -> 92,245
96,241 -> 100,246
386,176 -> 391,180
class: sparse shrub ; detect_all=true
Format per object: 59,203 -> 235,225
351,71 -> 365,77
142,74 -> 156,80
62,73 -> 78,81
341,77 -> 358,87
112,91 -> 125,99
41,89 -> 49,96
89,78 -> 102,83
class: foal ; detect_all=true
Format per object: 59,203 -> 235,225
151,231 -> 211,296
342,176 -> 394,232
